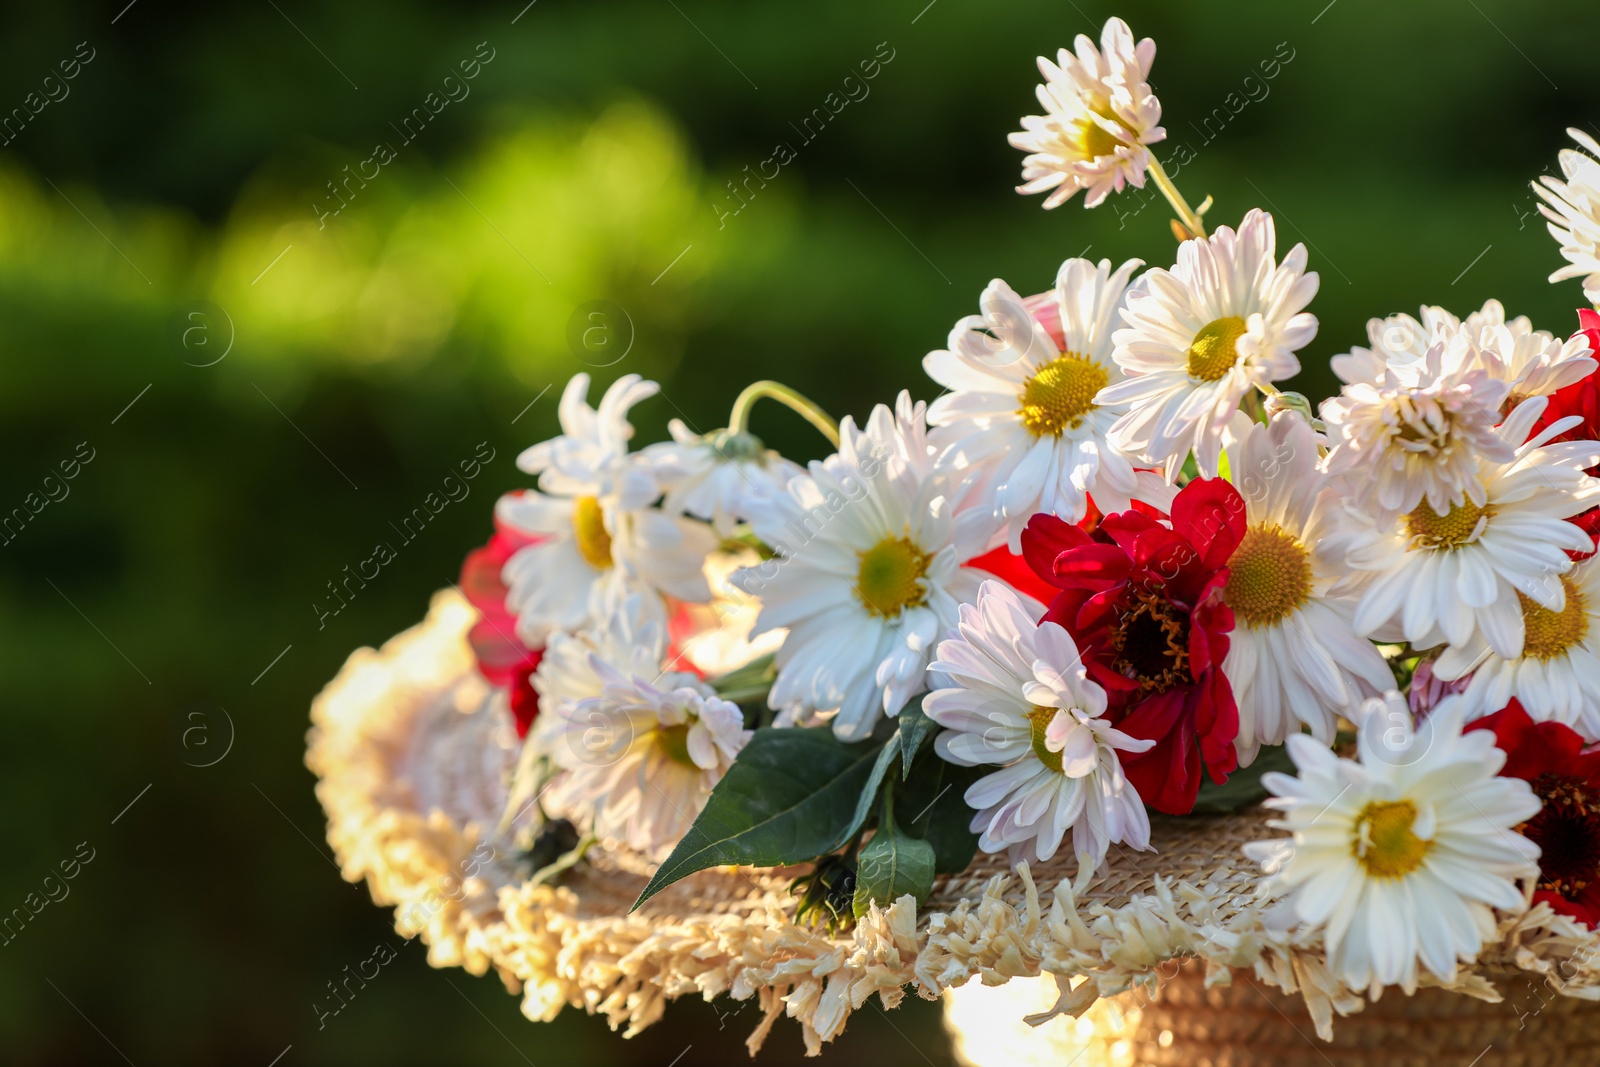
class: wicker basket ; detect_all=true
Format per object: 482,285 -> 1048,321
307,591 -> 1600,1057
944,963 -> 1600,1067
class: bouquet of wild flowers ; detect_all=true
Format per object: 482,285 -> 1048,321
315,15 -> 1600,1049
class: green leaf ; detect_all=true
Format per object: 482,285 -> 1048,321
852,819 -> 936,917
631,726 -> 882,910
898,758 -> 983,874
710,653 -> 776,704
840,738 -> 899,848
895,703 -> 938,780
720,529 -> 776,560
1188,743 -> 1296,815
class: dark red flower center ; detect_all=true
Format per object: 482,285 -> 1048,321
1110,587 -> 1191,694
1523,774 -> 1600,899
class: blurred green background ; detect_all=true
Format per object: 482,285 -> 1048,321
1,0 -> 1597,1062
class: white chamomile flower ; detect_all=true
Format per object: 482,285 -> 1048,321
1462,299 -> 1597,401
924,260 -> 1172,551
1008,18 -> 1165,209
1334,305 -> 1455,375
1220,414 -> 1392,764
925,581 -> 1153,872
518,373 -> 660,508
541,662 -> 749,858
644,421 -> 804,536
1245,694 -> 1540,997
1100,208 -> 1319,479
497,374 -> 717,643
1342,300 -> 1595,403
1321,339 -> 1513,518
1535,128 -> 1600,305
732,393 -> 994,741
530,588 -> 688,725
1434,555 -> 1600,740
1336,397 -> 1600,659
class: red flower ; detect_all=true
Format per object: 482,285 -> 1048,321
1533,310 -> 1600,560
967,497 -> 1173,608
1468,701 -> 1600,928
1021,479 -> 1242,814
460,506 -> 545,737
1535,311 -> 1600,449
966,543 -> 1062,608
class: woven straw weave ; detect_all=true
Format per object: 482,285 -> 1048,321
946,963 -> 1600,1067
306,591 -> 1600,1057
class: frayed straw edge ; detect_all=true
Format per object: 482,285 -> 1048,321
308,591 -> 1600,1055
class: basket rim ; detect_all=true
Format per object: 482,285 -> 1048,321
306,590 -> 1600,1055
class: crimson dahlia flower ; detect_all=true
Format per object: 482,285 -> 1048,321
1021,478 -> 1242,813
1470,700 -> 1600,928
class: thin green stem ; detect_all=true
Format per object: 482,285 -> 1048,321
1147,158 -> 1207,239
1240,387 -> 1264,425
728,380 -> 840,447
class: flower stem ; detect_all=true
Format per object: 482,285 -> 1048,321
728,380 -> 841,448
1147,159 -> 1207,239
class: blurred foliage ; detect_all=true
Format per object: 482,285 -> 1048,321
0,0 -> 1597,1063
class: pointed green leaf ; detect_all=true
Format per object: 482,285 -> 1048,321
852,820 -> 936,917
839,738 -> 899,847
709,652 -> 776,704
631,726 -> 882,910
898,758 -> 983,874
895,703 -> 938,780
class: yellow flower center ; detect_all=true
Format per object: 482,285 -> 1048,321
1520,578 -> 1590,660
1025,706 -> 1064,774
572,495 -> 614,570
1078,101 -> 1129,159
1016,353 -> 1109,437
1224,525 -> 1313,628
1405,499 -> 1491,550
1075,117 -> 1126,159
655,722 -> 697,768
1186,316 -> 1249,382
1351,799 -> 1430,879
855,536 -> 930,619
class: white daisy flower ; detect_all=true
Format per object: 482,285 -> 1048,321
530,587 -> 688,725
1434,555 -> 1600,739
1336,397 -> 1600,659
732,393 -> 993,740
1220,414 -> 1393,764
1099,208 -> 1319,479
1244,694 -> 1540,997
924,260 -> 1173,551
644,421 -> 804,536
497,374 -> 717,643
925,581 -> 1153,872
519,373 -> 660,508
1535,128 -> 1600,305
541,662 -> 749,858
1462,299 -> 1597,401
1321,339 -> 1513,518
1008,18 -> 1165,209
1334,306 -> 1452,377
1342,300 -> 1595,403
